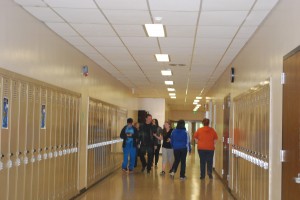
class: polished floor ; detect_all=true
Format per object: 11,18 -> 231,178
76,152 -> 234,200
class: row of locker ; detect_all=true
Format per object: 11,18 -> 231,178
231,84 -> 270,200
0,69 -> 127,200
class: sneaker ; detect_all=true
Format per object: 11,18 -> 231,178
200,176 -> 205,179
208,175 -> 213,179
160,171 -> 165,175
122,168 -> 128,172
180,176 -> 186,180
147,170 -> 151,174
169,169 -> 173,174
170,172 -> 175,178
141,167 -> 146,172
129,169 -> 134,173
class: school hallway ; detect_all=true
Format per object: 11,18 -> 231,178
75,152 -> 233,200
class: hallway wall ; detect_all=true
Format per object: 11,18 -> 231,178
0,0 -> 138,193
207,0 -> 300,199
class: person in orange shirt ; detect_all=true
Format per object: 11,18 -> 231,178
193,118 -> 218,179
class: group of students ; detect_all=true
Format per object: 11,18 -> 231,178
120,114 -> 218,180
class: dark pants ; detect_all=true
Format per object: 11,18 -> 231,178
139,146 -> 154,171
171,148 -> 187,177
154,144 -> 161,166
198,150 -> 214,177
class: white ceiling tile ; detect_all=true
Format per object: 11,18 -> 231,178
102,52 -> 133,61
128,47 -> 160,55
122,37 -> 158,48
95,47 -> 129,55
254,0 -> 279,10
195,38 -> 231,50
14,0 -> 46,6
95,0 -> 148,10
103,10 -> 151,25
110,60 -> 138,68
86,36 -> 123,47
74,44 -> 98,55
202,0 -> 254,11
149,0 -> 201,11
243,10 -> 269,26
46,22 -> 78,36
197,26 -> 239,38
229,39 -> 248,50
151,11 -> 198,26
54,8 -> 108,24
165,26 -> 196,37
159,38 -> 194,48
113,25 -> 145,37
71,24 -> 116,37
199,11 -> 248,26
62,36 -> 89,46
236,26 -> 257,38
44,0 -> 97,8
133,54 -> 156,62
23,6 -> 63,22
161,47 -> 193,55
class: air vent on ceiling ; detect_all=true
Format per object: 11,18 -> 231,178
169,64 -> 186,67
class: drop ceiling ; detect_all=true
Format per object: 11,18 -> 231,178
14,0 -> 279,110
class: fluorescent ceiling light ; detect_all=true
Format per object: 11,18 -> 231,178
206,97 -> 212,100
194,99 -> 200,103
169,93 -> 176,96
196,96 -> 202,99
155,54 -> 169,62
161,70 -> 172,76
165,81 -> 173,85
193,102 -> 198,105
145,24 -> 165,37
167,88 -> 175,92
171,96 -> 176,99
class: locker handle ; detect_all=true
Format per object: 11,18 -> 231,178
33,149 -> 36,153
10,153 -> 13,157
0,154 -> 4,158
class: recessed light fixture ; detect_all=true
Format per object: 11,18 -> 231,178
169,93 -> 176,96
196,96 -> 202,99
193,102 -> 198,105
167,88 -> 175,92
161,69 -> 172,76
171,96 -> 176,99
165,81 -> 173,85
145,24 -> 165,37
194,99 -> 200,103
155,54 -> 169,62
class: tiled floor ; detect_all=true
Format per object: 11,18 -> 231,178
76,153 -> 234,200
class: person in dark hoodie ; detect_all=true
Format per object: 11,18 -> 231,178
138,114 -> 157,174
120,118 -> 139,173
170,119 -> 191,180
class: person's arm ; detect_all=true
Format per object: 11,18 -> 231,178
187,132 -> 192,153
120,126 -> 127,139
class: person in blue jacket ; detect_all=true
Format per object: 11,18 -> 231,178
170,119 -> 191,180
120,118 -> 138,173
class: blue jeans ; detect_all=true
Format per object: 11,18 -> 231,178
122,142 -> 136,170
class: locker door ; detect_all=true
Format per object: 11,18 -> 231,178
69,96 -> 75,195
49,92 -> 58,200
32,86 -> 41,200
0,77 -> 10,200
8,80 -> 20,200
64,95 -> 70,199
16,82 -> 28,200
223,95 -> 230,186
74,97 -> 79,193
24,84 -> 34,200
38,88 -> 47,199
44,89 -> 52,200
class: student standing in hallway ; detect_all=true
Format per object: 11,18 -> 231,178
170,120 -> 191,180
133,122 -> 140,168
193,118 -> 218,179
120,118 -> 138,173
139,114 -> 157,173
152,118 -> 163,168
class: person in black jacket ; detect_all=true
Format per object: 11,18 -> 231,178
120,118 -> 138,173
139,114 -> 157,174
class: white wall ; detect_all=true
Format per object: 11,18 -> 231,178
206,0 -> 300,199
138,98 -> 165,127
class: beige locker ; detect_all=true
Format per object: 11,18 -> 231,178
16,82 -> 28,200
0,76 -> 10,200
8,80 -> 20,200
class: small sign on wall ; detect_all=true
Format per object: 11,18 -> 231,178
2,97 -> 9,129
41,104 -> 46,129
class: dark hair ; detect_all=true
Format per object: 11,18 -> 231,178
153,119 -> 159,126
202,118 -> 210,126
127,118 -> 133,124
146,114 -> 152,118
176,120 -> 185,129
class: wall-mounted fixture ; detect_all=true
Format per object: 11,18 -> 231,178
231,67 -> 235,83
82,65 -> 88,77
